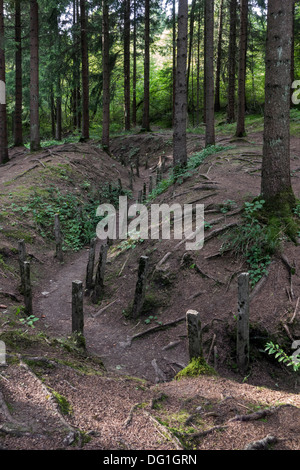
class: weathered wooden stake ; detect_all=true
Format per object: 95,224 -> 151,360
137,189 -> 142,204
18,239 -> 27,294
118,178 -> 122,190
186,310 -> 203,360
92,243 -> 109,303
136,155 -> 140,177
149,175 -> 153,194
128,169 -> 133,190
131,256 -> 149,319
54,214 -> 63,262
23,261 -> 33,316
85,237 -> 97,295
72,280 -> 84,335
236,272 -> 250,373
143,182 -> 147,202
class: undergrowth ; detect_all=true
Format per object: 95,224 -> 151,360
11,182 -> 132,252
147,145 -> 232,201
221,198 -> 300,286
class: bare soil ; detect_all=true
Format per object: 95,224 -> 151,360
1,130 -> 300,452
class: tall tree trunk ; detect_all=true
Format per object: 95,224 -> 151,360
124,0 -> 131,130
227,0 -> 237,123
173,0 -> 188,168
204,0 -> 215,146
261,0 -> 295,211
132,0 -> 137,127
0,0 -> 8,163
187,0 -> 196,105
102,0 -> 110,152
235,0 -> 248,137
80,0 -> 89,140
141,0 -> 150,131
196,5 -> 203,127
30,0 -> 40,152
214,0 -> 224,112
55,10 -> 62,141
172,0 -> 176,126
14,0 -> 23,147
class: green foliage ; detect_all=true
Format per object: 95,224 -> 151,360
147,145 -> 232,201
265,342 -> 300,372
14,182 -> 131,252
221,199 -> 282,286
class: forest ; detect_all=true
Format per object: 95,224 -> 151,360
1,0 -> 300,454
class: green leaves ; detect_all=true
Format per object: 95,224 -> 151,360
265,341 -> 300,372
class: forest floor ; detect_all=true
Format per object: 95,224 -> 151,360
1,124 -> 300,453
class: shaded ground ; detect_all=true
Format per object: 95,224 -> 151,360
1,129 -> 300,451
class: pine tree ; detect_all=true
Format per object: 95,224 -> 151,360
0,0 -> 8,163
173,0 -> 188,168
30,0 -> 40,152
261,0 -> 295,212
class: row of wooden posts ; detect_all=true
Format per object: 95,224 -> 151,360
18,236 -> 250,373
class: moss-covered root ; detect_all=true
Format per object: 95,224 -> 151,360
175,357 -> 216,380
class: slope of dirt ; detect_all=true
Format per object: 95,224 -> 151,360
1,130 -> 300,451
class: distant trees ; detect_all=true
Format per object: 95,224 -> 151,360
0,0 -> 297,165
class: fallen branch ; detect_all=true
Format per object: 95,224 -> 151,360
204,222 -> 238,243
244,435 -> 278,450
229,405 -> 290,422
194,263 -> 224,285
121,316 -> 186,347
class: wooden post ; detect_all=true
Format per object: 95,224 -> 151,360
136,155 -> 140,177
236,272 -> 250,373
72,280 -> 84,335
143,182 -> 147,202
131,256 -> 149,319
85,237 -> 96,295
18,239 -> 27,294
137,189 -> 142,204
23,261 -> 32,316
149,175 -> 153,194
54,214 -> 63,262
128,168 -> 133,190
91,243 -> 109,304
186,309 -> 203,360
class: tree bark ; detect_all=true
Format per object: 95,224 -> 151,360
261,0 -> 295,210
14,0 -> 23,147
124,0 -> 131,131
102,0 -> 110,151
172,0 -> 176,126
141,0 -> 150,131
173,0 -> 188,168
132,0 -> 137,127
30,0 -> 40,152
204,0 -> 215,146
227,0 -> 238,123
0,0 -> 8,163
214,0 -> 224,112
80,0 -> 89,140
235,0 -> 248,137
